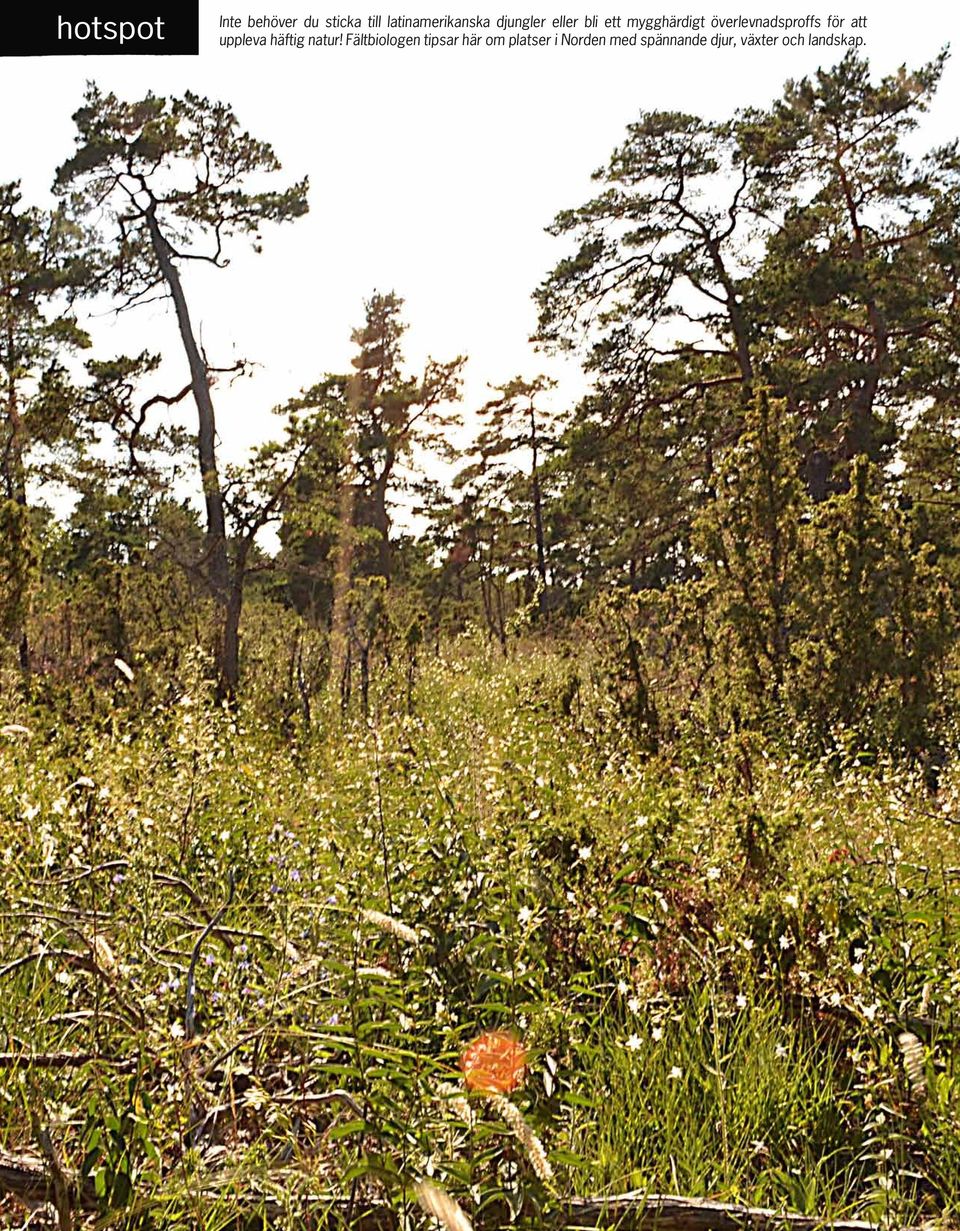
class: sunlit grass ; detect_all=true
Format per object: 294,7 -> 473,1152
2,642 -> 960,1226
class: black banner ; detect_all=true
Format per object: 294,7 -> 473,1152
6,0 -> 199,54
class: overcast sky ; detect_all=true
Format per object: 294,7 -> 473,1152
2,0 -> 958,477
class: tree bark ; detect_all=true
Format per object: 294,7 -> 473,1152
371,451 -> 395,582
529,408 -> 548,614
144,205 -> 229,603
3,311 -> 31,681
218,551 -> 248,703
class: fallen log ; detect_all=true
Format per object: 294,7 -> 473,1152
0,1153 -> 923,1231
0,1051 -> 135,1070
0,1150 -> 96,1212
561,1192 -> 907,1230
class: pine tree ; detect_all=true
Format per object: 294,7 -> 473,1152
0,183 -> 91,675
54,84 -> 308,692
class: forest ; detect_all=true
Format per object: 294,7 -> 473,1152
3,50 -> 960,1230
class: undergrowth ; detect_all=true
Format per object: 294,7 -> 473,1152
2,641 -> 960,1227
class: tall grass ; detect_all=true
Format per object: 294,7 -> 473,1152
1,643 -> 960,1225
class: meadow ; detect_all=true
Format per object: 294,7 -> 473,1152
3,48 -> 960,1231
2,640 -> 959,1229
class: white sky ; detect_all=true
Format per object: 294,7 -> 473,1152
2,0 -> 958,487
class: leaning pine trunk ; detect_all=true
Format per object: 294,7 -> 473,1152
144,206 -> 230,604
4,321 -> 31,683
219,567 -> 244,702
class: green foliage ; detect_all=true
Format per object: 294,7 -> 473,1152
4,648 -> 960,1227
570,988 -> 855,1208
80,1074 -> 161,1214
791,457 -> 954,751
55,85 -> 309,287
0,182 -> 92,671
5,59 -> 960,1229
455,376 -> 565,621
345,291 -> 464,581
538,52 -> 960,590
275,380 -> 348,628
694,391 -> 803,722
580,395 -> 956,756
0,498 -> 36,638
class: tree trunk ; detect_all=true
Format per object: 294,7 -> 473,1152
833,153 -> 888,485
371,462 -> 393,581
705,236 -> 754,388
329,476 -> 357,707
530,439 -> 548,613
359,643 -> 370,717
218,541 -> 251,703
144,206 -> 229,603
219,572 -> 243,703
3,317 -> 31,683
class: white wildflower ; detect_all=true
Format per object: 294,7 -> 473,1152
0,723 -> 31,738
91,934 -> 116,973
357,965 -> 395,979
40,824 -> 57,870
486,1093 -> 554,1184
361,909 -> 419,947
414,1179 -> 473,1231
114,657 -> 135,682
897,1031 -> 926,1099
